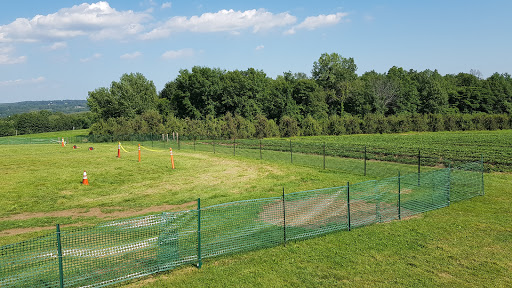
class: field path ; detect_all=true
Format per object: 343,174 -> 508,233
0,201 -> 196,236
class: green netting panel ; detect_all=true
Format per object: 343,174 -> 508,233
349,180 -> 381,228
59,214 -> 164,287
399,169 -> 450,218
202,197 -> 283,258
158,210 -> 198,272
450,161 -> 483,202
374,177 -> 400,223
0,233 -> 60,288
284,186 -> 349,241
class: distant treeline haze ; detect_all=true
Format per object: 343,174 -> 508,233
1,52 -> 511,137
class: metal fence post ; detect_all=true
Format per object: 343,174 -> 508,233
364,145 -> 367,176
323,142 -> 326,170
56,224 -> 64,288
347,182 -> 351,231
481,154 -> 485,196
290,139 -> 293,164
398,172 -> 401,220
418,149 -> 421,186
197,198 -> 202,269
233,138 -> 236,156
194,139 -> 196,151
447,164 -> 451,206
213,140 -> 215,154
282,187 -> 286,247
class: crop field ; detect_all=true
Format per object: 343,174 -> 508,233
184,130 -> 512,172
0,130 -> 511,287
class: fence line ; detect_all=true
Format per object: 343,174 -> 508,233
0,160 -> 483,288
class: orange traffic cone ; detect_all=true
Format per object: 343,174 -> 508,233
82,171 -> 89,185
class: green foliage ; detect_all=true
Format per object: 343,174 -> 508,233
0,111 -> 93,136
279,115 -> 300,137
78,53 -> 512,139
300,115 -> 322,136
87,73 -> 158,121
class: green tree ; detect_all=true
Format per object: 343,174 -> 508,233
312,52 -> 358,115
87,73 -> 158,120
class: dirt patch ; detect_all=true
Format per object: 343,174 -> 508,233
259,195 -> 414,229
0,201 -> 197,222
0,224 -> 83,237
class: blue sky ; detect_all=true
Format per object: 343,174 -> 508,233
0,0 -> 510,103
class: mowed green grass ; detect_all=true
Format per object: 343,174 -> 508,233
1,130 -> 511,287
0,140 -> 370,246
123,172 -> 511,288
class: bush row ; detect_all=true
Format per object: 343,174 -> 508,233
89,112 -> 512,140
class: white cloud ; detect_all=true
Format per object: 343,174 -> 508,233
120,51 -> 142,59
0,76 -> 45,87
0,1 -> 152,42
161,2 -> 172,9
0,46 -> 27,64
161,48 -> 194,60
285,12 -> 348,35
255,45 -> 264,50
80,53 -> 102,62
143,8 -> 296,39
45,42 -> 67,50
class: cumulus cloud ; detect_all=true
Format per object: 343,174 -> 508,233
45,42 -> 67,50
120,51 -> 142,59
255,45 -> 264,50
285,12 -> 348,35
0,46 -> 27,64
0,1 -> 152,42
161,2 -> 172,9
143,9 -> 296,39
161,48 -> 194,60
0,76 -> 45,86
80,53 -> 102,62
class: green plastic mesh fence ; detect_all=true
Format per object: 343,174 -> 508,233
0,162 -> 483,288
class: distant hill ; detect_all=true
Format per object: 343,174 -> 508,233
0,100 -> 89,117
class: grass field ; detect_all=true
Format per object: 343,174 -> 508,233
0,130 -> 511,287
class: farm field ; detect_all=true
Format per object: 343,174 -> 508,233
187,130 -> 512,172
0,130 -> 511,287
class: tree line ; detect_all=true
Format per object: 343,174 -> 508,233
0,111 -> 94,136
3,52 -> 511,138
87,52 -> 512,139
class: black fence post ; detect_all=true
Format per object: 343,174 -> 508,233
197,198 -> 202,269
56,224 -> 64,288
213,140 -> 215,154
282,187 -> 286,247
418,149 -> 421,186
398,171 -> 401,220
323,142 -> 326,170
481,154 -> 485,196
194,139 -> 196,151
290,139 -> 293,164
233,138 -> 236,156
347,182 -> 351,231
447,164 -> 451,206
364,145 -> 367,176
